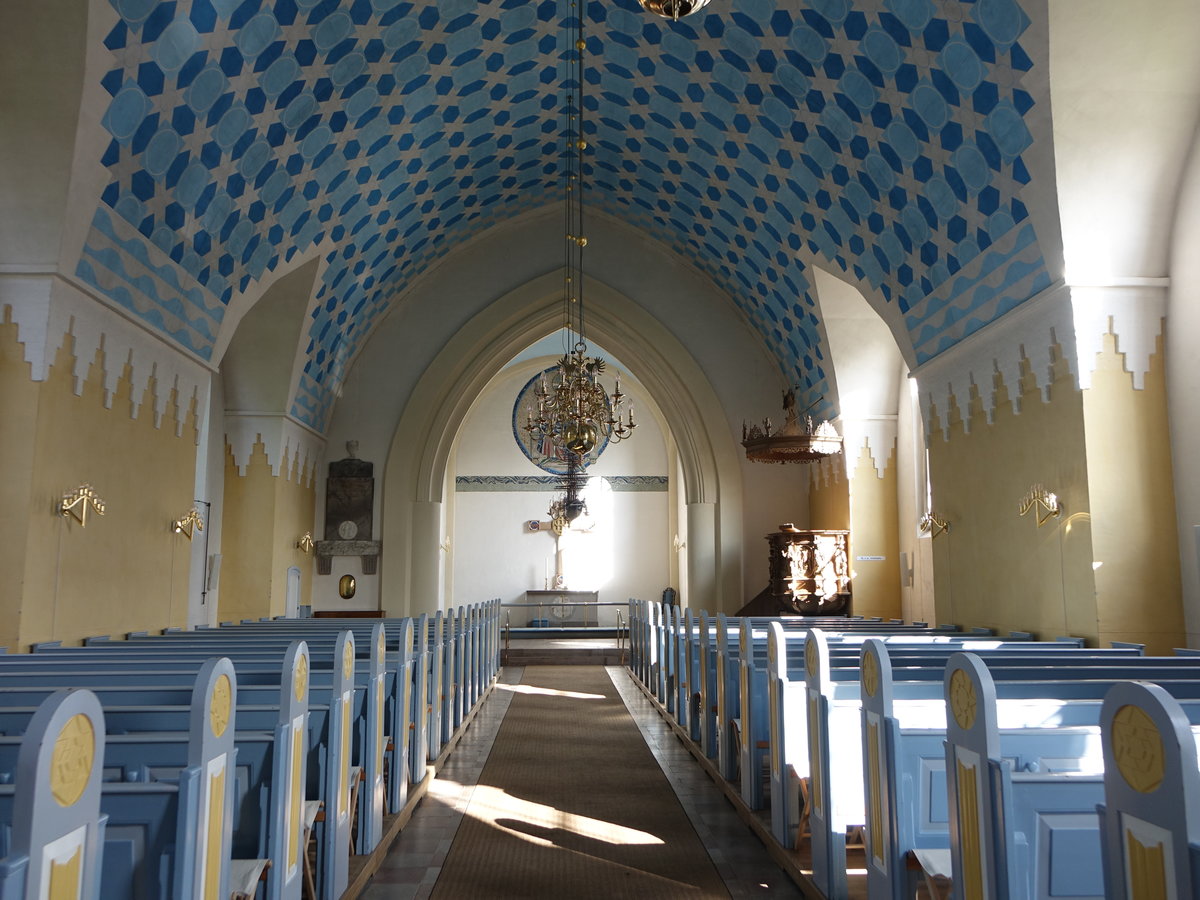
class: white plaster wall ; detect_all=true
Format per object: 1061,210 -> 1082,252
450,354 -> 669,618
1050,0 -> 1200,283
1168,128 -> 1200,648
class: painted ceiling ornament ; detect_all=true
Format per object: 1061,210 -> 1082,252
518,0 -> 636,489
742,389 -> 843,463
637,0 -> 713,20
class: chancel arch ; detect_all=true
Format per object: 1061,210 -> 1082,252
377,268 -> 749,618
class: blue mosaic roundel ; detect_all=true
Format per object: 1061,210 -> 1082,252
512,367 -> 611,475
79,0 -> 1050,432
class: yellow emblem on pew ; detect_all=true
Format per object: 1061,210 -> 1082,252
50,710 -> 93,811
343,641 -> 354,679
805,640 -> 817,678
378,629 -> 385,660
1111,704 -> 1165,794
862,652 -> 879,698
51,713 -> 94,807
949,670 -> 977,731
210,674 -> 232,738
295,653 -> 309,702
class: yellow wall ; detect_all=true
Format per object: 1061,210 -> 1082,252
928,355 -> 1098,641
220,440 -> 314,621
0,316 -> 40,650
1083,332 -> 1184,654
848,442 -> 901,619
809,460 -> 850,530
0,315 -> 199,649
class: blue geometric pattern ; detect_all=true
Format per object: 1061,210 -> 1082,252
77,0 -> 1051,431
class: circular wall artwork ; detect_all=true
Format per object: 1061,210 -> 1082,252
512,366 -> 611,474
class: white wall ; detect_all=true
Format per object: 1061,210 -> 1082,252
1168,127 -> 1200,648
450,357 -> 670,618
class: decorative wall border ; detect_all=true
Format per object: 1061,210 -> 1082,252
226,414 -> 323,484
809,453 -> 848,491
1071,281 -> 1168,390
911,280 -> 1076,440
455,475 -> 668,492
2,273 -> 210,436
837,416 -> 898,479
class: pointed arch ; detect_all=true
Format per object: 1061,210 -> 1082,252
380,271 -> 744,616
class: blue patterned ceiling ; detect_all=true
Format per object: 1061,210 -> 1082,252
78,0 -> 1052,431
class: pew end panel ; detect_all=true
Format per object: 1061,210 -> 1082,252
1099,680 -> 1200,899
2,690 -> 108,900
944,653 -> 1009,900
173,656 -> 239,900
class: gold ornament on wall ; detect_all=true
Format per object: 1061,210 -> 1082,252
296,532 -> 315,554
60,484 -> 106,527
172,506 -> 205,540
919,511 -> 950,539
1018,484 -> 1062,527
338,574 -> 356,599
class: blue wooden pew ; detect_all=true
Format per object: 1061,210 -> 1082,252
0,690 -> 107,900
0,640 -> 345,900
16,626 -> 386,864
943,653 -> 1200,900
789,631 -> 1198,899
0,659 -> 248,900
858,639 -> 1200,900
1098,680 -> 1200,898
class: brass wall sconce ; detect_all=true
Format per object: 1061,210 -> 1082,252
171,507 -> 205,540
297,532 -> 315,554
60,484 -> 106,527
1019,484 -> 1062,527
919,512 -> 950,539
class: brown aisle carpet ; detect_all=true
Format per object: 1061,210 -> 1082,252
430,666 -> 731,899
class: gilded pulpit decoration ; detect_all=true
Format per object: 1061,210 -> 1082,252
315,441 -> 382,575
767,526 -> 850,614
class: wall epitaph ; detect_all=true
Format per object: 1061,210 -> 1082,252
316,442 -> 381,575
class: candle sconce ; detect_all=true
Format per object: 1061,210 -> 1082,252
60,484 -> 106,527
1019,484 -> 1062,527
919,511 -> 950,539
296,532 -> 315,554
172,507 -> 205,540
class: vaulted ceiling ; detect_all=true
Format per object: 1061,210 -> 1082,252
71,0 -> 1056,430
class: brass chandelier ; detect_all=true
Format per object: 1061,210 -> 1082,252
638,0 -> 712,21
522,0 -> 635,517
